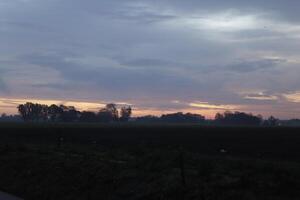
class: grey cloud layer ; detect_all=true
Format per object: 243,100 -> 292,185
1,0 -> 300,117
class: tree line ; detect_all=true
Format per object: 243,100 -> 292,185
0,102 -> 293,126
135,111 -> 279,126
17,102 -> 132,123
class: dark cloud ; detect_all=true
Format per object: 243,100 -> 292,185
121,58 -> 178,68
17,52 -> 197,99
31,83 -> 74,90
228,58 -> 286,73
0,73 -> 8,94
0,79 -> 6,91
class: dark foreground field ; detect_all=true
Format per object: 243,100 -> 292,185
1,123 -> 300,199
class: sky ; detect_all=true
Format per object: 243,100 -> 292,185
1,0 -> 300,119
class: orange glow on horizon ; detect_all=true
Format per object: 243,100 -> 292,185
0,97 -> 106,114
1,96 -> 295,119
0,97 -> 220,119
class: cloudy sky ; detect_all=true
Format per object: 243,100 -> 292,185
1,0 -> 300,118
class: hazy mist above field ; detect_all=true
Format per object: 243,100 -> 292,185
1,0 -> 300,118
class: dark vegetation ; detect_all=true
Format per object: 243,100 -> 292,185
17,103 -> 132,123
0,101 -> 298,126
0,113 -> 22,122
1,124 -> 300,199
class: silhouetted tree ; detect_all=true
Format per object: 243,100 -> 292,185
120,106 -> 132,122
98,109 -> 113,123
41,104 -> 49,121
48,104 -> 64,122
80,111 -> 97,122
18,102 -> 48,122
161,112 -> 205,123
17,102 -> 134,123
98,104 -> 119,122
18,103 -> 30,121
60,105 -> 80,122
0,113 -> 22,122
263,116 -> 280,127
215,111 -> 262,126
215,113 -> 223,121
106,103 -> 119,121
135,115 -> 161,123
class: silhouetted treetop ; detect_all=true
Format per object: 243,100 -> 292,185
120,106 -> 132,122
17,102 -> 131,123
161,112 -> 205,123
214,111 -> 262,126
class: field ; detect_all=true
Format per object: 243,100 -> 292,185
1,123 -> 300,199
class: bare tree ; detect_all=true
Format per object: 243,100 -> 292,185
120,106 -> 132,122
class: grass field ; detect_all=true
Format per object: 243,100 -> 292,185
0,123 -> 300,199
